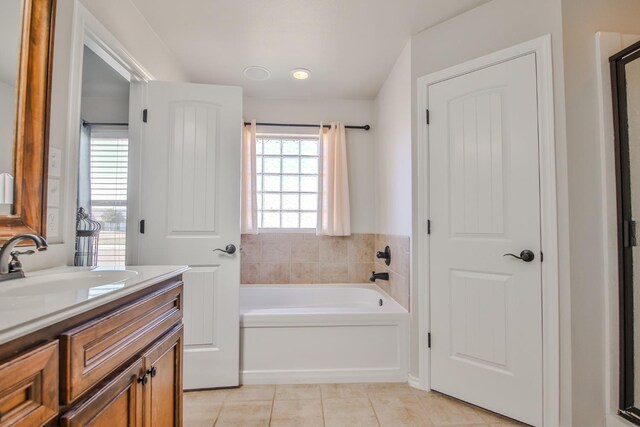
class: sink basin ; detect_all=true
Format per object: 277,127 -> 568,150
0,270 -> 139,297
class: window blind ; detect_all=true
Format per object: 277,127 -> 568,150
89,127 -> 129,266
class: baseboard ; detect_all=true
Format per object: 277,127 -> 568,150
241,367 -> 408,385
407,374 -> 425,390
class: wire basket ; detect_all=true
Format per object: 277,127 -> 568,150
74,207 -> 101,266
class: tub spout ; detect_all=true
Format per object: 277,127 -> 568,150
370,271 -> 389,282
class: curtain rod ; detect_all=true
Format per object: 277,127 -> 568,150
82,121 -> 129,127
244,122 -> 370,131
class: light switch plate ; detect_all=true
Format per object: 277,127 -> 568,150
47,178 -> 60,207
47,208 -> 59,238
48,147 -> 62,178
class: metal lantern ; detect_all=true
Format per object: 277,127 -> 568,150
74,207 -> 101,266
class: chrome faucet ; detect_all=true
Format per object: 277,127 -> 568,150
0,234 -> 48,281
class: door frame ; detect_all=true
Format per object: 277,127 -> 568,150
415,35 -> 559,426
64,3 -> 152,263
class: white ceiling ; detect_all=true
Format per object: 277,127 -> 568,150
0,0 -> 24,86
81,47 -> 130,99
129,0 -> 489,100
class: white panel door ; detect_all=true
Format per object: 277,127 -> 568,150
137,81 -> 242,389
429,53 -> 542,426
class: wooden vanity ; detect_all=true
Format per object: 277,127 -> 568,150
0,272 -> 185,427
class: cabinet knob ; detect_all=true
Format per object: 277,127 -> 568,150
138,374 -> 149,385
147,366 -> 157,378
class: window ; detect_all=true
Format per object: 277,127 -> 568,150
89,128 -> 129,265
256,134 -> 319,229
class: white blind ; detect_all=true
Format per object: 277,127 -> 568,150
90,127 -> 129,266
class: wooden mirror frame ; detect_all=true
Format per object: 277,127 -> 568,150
0,0 -> 57,244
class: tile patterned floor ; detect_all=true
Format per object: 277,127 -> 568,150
183,383 -> 528,427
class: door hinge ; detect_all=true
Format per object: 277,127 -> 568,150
427,220 -> 431,235
427,333 -> 431,348
142,109 -> 148,123
426,109 -> 430,125
139,219 -> 145,234
625,220 -> 637,247
540,251 -> 544,262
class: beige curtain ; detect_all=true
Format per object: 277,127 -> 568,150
241,120 -> 258,234
317,122 -> 351,236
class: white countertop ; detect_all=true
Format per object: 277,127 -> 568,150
0,265 -> 189,345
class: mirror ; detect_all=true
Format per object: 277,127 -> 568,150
0,0 -> 56,243
612,40 -> 640,424
629,54 -> 640,414
0,0 -> 24,215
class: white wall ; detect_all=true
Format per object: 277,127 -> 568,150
81,96 -> 129,124
20,0 -> 187,272
243,97 -> 376,233
0,81 -> 15,215
559,1 -> 640,425
373,40 -> 412,237
409,0 -> 572,425
0,81 -> 15,177
78,0 -> 186,82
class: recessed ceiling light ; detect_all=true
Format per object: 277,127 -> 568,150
291,68 -> 311,80
243,66 -> 271,81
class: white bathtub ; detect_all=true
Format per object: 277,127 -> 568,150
240,284 -> 409,384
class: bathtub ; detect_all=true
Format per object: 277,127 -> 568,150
240,284 -> 409,384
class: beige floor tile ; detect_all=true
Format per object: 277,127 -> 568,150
320,383 -> 369,398
183,402 -> 222,427
272,399 -> 323,420
439,425 -> 487,427
275,384 -> 322,400
215,400 -> 272,426
183,392 -> 224,426
324,416 -> 380,427
215,421 -> 270,427
367,383 -> 416,397
323,397 -> 379,426
270,417 -> 324,427
419,396 -> 485,425
185,389 -> 229,403
370,395 -> 433,426
224,384 -> 275,401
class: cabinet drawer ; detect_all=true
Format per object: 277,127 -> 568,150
60,282 -> 182,404
0,341 -> 58,427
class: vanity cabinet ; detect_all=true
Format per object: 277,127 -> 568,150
0,341 -> 58,426
0,276 -> 184,427
60,358 -> 145,427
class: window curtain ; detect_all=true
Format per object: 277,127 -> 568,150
241,120 -> 259,234
77,122 -> 92,215
317,122 -> 351,236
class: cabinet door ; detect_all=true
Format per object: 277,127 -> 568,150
142,325 -> 183,427
61,358 -> 144,427
0,341 -> 58,427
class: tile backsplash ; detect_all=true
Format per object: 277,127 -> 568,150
240,232 -> 411,311
240,233 -> 374,285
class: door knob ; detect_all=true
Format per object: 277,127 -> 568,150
213,244 -> 236,255
503,250 -> 535,262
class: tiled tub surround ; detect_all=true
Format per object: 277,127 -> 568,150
373,234 -> 411,311
240,233 -> 375,285
240,232 -> 411,311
